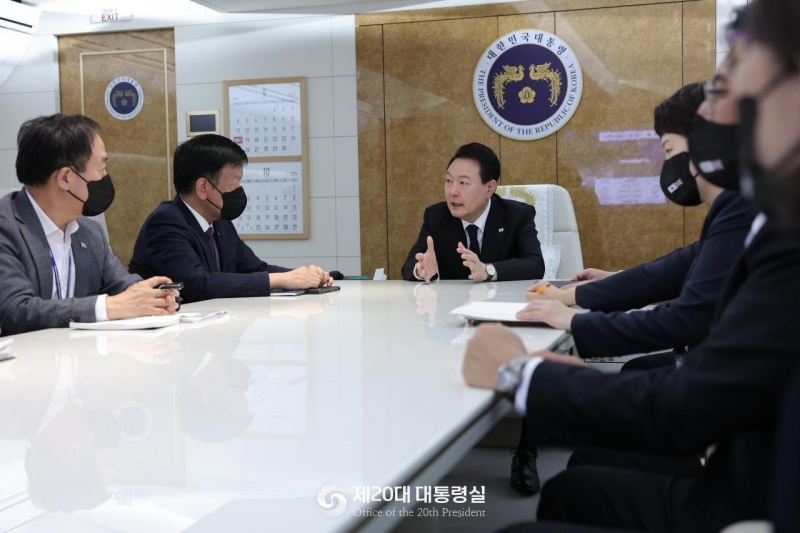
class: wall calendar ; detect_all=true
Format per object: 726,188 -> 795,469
223,77 -> 310,239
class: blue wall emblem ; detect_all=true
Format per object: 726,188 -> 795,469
473,30 -> 583,140
104,76 -> 144,121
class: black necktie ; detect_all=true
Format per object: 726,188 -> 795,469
204,227 -> 220,271
466,224 -> 481,258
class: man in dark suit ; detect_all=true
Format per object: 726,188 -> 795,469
463,1 -> 800,527
467,219 -> 800,533
0,114 -> 179,336
401,143 -> 544,282
521,70 -> 754,361
129,134 -> 331,304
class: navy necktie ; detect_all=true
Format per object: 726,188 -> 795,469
204,227 -> 220,271
466,224 -> 481,258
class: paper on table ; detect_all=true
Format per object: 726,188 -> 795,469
270,289 -> 305,297
179,310 -> 230,323
69,315 -> 180,331
450,302 -> 546,325
0,338 -> 13,361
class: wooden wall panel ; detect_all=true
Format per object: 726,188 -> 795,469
357,0 -> 715,277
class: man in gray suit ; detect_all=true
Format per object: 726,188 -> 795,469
0,114 -> 180,336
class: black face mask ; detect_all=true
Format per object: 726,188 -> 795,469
739,70 -> 800,235
688,115 -> 740,189
68,170 -> 115,217
660,152 -> 702,206
207,181 -> 248,221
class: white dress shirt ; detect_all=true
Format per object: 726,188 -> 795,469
461,198 -> 492,251
182,198 -> 212,233
182,199 -> 220,269
28,194 -> 108,321
414,199 -> 492,281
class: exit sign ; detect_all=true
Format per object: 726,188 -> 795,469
90,9 -> 132,23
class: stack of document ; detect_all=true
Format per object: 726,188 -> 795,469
178,310 -> 230,323
0,338 -> 14,361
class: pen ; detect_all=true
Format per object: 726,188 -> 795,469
534,282 -> 552,294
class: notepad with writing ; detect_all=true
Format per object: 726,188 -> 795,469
450,302 -> 547,326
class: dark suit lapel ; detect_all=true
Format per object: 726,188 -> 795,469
479,195 -> 507,263
174,197 -> 218,272
13,190 -> 54,297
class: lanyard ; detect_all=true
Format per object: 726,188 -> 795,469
48,246 -> 72,300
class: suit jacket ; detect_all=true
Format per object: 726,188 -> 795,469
524,220 -> 800,533
0,190 -> 140,335
129,197 -> 290,303
571,190 -> 756,358
401,194 -> 544,281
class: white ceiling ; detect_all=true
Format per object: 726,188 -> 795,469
191,0 -> 526,14
25,0 -> 526,16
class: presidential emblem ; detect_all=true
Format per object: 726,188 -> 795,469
473,30 -> 583,140
104,76 -> 144,121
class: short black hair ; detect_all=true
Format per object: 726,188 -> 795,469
745,0 -> 800,72
446,142 -> 501,184
16,114 -> 101,187
653,82 -> 705,137
173,134 -> 248,195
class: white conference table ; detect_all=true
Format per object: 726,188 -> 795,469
0,280 -> 570,533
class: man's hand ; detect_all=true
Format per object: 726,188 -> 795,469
308,264 -> 333,287
463,324 -> 527,389
271,266 -> 328,290
415,236 -> 438,283
107,277 -> 180,320
530,349 -> 585,367
457,242 -> 488,282
516,300 -> 578,331
525,281 -> 577,306
571,268 -> 615,282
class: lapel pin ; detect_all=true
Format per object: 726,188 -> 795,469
80,242 -> 87,248
498,228 -> 504,233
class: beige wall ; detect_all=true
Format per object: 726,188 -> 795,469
59,29 -> 178,268
357,0 -> 715,279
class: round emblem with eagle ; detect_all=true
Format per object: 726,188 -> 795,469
473,30 -> 583,140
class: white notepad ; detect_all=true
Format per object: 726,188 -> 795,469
0,338 -> 13,361
178,310 -> 230,323
69,315 -> 181,331
450,302 -> 545,325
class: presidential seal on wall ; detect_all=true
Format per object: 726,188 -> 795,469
105,76 -> 144,121
473,30 -> 583,140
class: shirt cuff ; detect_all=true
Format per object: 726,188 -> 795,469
413,263 -> 439,282
95,294 -> 108,322
514,356 -> 544,416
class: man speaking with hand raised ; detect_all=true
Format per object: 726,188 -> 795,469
401,143 -> 544,282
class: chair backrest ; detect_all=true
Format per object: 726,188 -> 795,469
89,213 -> 111,247
0,187 -> 111,248
496,184 -> 583,279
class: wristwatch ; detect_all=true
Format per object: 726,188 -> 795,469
484,263 -> 496,281
496,355 -> 530,400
